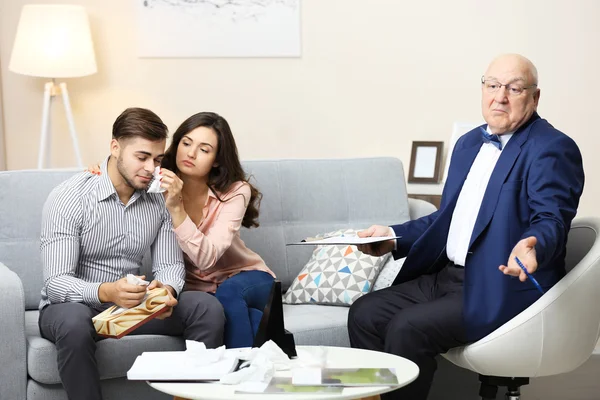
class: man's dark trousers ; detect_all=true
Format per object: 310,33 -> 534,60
348,264 -> 469,400
39,291 -> 225,400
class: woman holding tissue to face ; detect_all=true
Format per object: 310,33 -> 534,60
159,112 -> 275,349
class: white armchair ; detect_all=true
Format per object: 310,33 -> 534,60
443,217 -> 600,400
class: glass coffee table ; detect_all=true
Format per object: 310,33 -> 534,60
148,346 -> 419,400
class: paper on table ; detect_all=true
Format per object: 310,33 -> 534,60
286,236 -> 401,246
127,344 -> 237,381
236,377 -> 344,394
294,368 -> 400,387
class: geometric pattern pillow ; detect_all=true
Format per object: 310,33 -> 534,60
372,257 -> 405,291
283,229 -> 391,306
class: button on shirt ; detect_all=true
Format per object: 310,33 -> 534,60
446,128 -> 513,266
39,159 -> 185,310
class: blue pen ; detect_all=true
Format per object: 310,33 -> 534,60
514,256 -> 545,295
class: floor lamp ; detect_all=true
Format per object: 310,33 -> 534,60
9,5 -> 97,169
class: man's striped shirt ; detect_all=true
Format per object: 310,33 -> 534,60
39,160 -> 185,310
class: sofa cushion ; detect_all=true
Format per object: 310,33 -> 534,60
283,304 -> 350,347
283,229 -> 390,306
240,158 -> 411,290
25,311 -> 185,385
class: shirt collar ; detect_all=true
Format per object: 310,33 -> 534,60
97,156 -> 146,204
208,187 -> 218,199
97,157 -> 117,202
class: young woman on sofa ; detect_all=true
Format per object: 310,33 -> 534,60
90,112 -> 275,348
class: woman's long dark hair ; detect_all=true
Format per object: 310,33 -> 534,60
162,112 -> 262,228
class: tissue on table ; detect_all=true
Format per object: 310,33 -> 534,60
220,340 -> 292,387
185,340 -> 227,364
295,346 -> 328,368
147,166 -> 165,193
222,341 -> 330,393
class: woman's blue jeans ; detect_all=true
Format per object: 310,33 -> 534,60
215,270 -> 275,348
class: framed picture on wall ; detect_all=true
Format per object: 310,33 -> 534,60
136,0 -> 301,58
408,141 -> 444,183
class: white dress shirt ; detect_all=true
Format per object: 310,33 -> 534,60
445,128 -> 513,266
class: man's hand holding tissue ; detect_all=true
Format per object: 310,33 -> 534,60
147,280 -> 178,319
357,225 -> 396,257
99,275 -> 148,309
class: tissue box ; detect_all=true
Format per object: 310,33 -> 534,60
93,287 -> 169,339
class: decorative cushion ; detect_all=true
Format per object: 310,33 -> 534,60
372,257 -> 405,291
283,229 -> 390,306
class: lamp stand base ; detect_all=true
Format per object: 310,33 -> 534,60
38,81 -> 83,169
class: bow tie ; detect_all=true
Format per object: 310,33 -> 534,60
481,127 -> 502,150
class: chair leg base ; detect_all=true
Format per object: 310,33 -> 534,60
479,381 -> 498,399
479,375 -> 529,400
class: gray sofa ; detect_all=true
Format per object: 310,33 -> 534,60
0,157 -> 439,400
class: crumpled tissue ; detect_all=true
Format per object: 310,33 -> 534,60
219,340 -> 292,390
185,340 -> 227,365
126,274 -> 149,286
147,166 -> 165,193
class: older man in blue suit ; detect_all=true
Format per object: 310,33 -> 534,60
348,54 -> 584,400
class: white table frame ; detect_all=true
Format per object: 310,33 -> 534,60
147,346 -> 419,400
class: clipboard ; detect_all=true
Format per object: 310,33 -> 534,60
287,236 -> 401,246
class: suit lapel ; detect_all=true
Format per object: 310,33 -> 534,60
467,114 -> 538,248
468,145 -> 521,248
445,135 -> 482,203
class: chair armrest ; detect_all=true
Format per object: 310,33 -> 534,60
0,262 -> 27,399
444,218 -> 600,378
408,198 -> 437,220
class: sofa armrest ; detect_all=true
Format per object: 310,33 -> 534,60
408,198 -> 437,220
0,262 -> 27,400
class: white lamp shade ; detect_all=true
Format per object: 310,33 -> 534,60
9,4 -> 97,78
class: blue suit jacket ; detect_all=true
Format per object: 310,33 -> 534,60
391,113 -> 584,341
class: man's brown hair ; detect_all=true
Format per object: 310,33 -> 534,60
112,108 -> 168,141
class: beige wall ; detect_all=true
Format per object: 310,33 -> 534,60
0,54 -> 5,170
1,0 -> 599,216
0,87 -> 5,170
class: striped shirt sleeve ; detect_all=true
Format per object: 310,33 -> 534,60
151,207 -> 186,296
41,185 -> 103,307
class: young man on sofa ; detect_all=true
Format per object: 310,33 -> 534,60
38,107 -> 225,400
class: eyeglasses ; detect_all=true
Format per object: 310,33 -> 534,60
481,76 -> 537,96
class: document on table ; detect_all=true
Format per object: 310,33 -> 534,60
287,236 -> 400,246
127,351 -> 239,382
